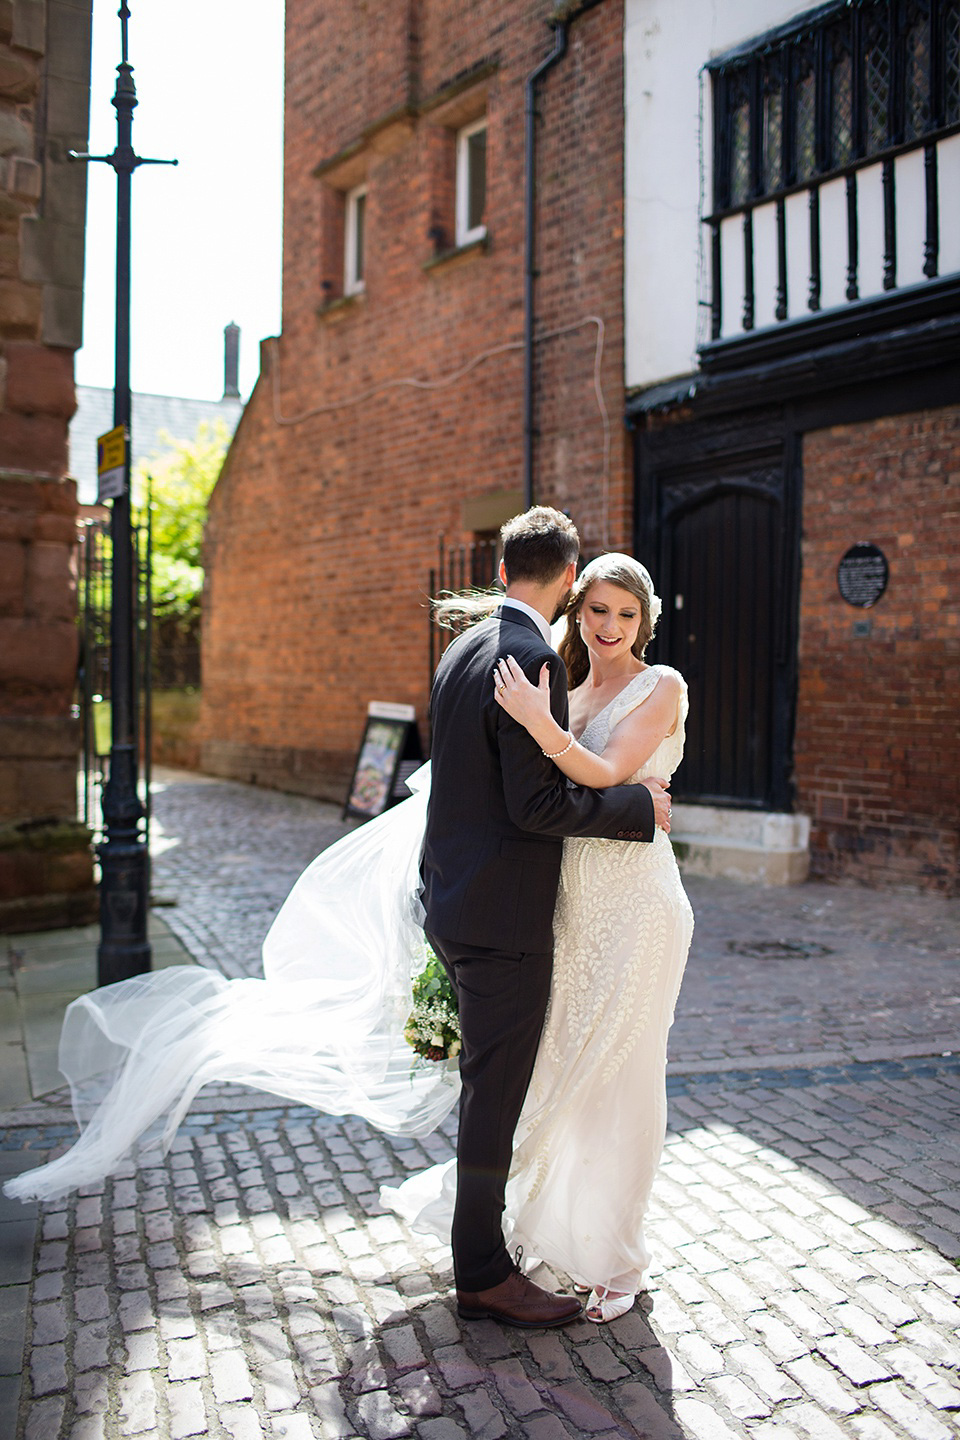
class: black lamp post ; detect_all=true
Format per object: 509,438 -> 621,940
71,4 -> 176,985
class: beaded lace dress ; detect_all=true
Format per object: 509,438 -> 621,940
385,665 -> 695,1294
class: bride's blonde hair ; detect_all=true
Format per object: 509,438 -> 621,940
431,587 -> 501,631
558,554 -> 660,690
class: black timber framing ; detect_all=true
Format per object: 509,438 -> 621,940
628,317 -> 960,814
705,0 -> 960,340
699,275 -> 960,377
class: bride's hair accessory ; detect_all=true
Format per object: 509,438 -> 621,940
542,731 -> 575,759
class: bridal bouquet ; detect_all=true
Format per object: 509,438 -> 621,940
405,947 -> 461,1062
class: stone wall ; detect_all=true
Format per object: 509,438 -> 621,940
0,0 -> 96,931
201,0 -> 627,802
794,405 -> 960,893
150,689 -> 201,772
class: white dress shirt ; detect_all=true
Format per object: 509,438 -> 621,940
500,597 -> 554,647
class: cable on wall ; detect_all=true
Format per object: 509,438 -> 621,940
267,314 -> 612,547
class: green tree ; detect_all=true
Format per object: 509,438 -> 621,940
134,420 -> 230,625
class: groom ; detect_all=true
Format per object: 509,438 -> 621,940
421,507 -> 671,1327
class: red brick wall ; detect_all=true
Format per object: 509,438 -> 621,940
201,0 -> 628,800
795,406 -> 960,893
0,4 -> 95,929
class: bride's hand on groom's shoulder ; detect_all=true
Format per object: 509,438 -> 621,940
642,776 -> 672,832
493,656 -> 557,742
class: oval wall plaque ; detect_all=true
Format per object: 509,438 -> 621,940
837,542 -> 889,608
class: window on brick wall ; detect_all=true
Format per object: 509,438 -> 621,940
344,184 -> 367,296
455,119 -> 487,246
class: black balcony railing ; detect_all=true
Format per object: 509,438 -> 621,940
705,0 -> 959,344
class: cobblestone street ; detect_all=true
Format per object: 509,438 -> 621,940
2,770 -> 959,1440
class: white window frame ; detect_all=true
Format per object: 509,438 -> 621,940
344,183 -> 367,296
455,118 -> 487,247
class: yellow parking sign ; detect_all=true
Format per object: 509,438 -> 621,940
97,425 -> 128,501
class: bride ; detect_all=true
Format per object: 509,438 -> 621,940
386,553 -> 694,1323
5,554 -> 692,1326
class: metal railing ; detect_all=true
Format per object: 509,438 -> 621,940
77,513 -> 152,847
427,534 -> 501,685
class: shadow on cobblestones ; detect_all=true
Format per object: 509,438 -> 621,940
8,1052 -> 960,1439
6,773 -> 959,1437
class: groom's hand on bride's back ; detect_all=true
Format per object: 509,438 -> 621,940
642,777 -> 672,832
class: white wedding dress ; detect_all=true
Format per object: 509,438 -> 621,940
385,665 -> 694,1295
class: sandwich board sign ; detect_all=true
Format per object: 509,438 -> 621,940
344,701 -> 423,820
97,425 -> 128,502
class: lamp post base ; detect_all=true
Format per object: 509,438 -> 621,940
97,835 -> 151,987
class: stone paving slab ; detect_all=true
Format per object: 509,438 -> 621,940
2,913 -> 195,1110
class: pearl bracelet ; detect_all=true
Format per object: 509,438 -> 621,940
542,731 -> 575,759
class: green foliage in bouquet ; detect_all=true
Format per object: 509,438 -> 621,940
405,946 -> 461,1063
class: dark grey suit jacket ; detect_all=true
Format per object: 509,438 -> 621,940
421,605 -> 656,953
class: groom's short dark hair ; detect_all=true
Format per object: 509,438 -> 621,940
501,507 -> 579,585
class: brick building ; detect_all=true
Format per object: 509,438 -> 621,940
202,0 -> 629,798
205,0 -> 958,892
626,0 -> 959,891
0,0 -> 96,930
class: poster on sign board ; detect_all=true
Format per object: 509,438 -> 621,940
343,702 -> 423,820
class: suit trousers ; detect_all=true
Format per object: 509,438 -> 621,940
427,930 -> 553,1293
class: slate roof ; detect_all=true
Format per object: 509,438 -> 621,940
70,386 -> 244,503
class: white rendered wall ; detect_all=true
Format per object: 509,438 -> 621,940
625,1 -> 805,389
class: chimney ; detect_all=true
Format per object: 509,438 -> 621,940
223,322 -> 240,399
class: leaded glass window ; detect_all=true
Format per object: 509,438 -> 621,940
947,2 -> 960,125
712,0 -> 952,214
830,46 -> 853,167
904,9 -> 931,139
730,96 -> 751,205
763,71 -> 784,192
795,60 -> 817,180
864,15 -> 891,153
706,0 -> 953,344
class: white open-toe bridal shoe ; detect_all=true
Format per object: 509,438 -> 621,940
585,1287 -> 635,1323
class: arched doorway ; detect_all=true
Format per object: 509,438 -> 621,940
636,424 -> 800,814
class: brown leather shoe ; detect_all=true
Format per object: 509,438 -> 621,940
457,1269 -> 582,1328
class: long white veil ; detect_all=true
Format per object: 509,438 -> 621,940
5,766 -> 460,1203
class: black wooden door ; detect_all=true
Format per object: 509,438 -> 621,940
660,485 -> 779,806
636,420 -> 798,812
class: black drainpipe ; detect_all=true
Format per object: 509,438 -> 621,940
524,1 -> 612,509
523,22 -> 567,510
